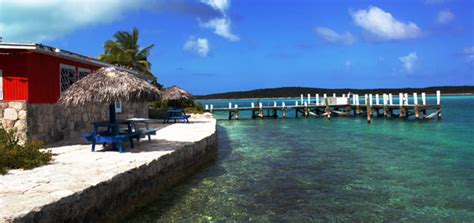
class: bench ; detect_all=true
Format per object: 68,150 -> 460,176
163,109 -> 190,123
128,128 -> 158,143
85,120 -> 158,153
83,133 -> 130,153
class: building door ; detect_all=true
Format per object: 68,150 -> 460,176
0,69 -> 3,100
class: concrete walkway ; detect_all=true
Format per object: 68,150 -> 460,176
0,117 -> 216,222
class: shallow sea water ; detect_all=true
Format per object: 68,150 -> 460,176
125,96 -> 474,222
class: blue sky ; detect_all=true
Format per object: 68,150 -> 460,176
1,0 -> 473,95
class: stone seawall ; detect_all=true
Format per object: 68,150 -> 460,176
0,101 -> 148,144
0,101 -> 28,143
27,102 -> 148,144
0,118 -> 217,223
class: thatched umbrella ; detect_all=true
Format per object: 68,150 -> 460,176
59,67 -> 161,123
161,85 -> 192,100
161,85 -> 192,109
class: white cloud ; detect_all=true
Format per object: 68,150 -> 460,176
437,9 -> 455,24
459,46 -> 474,63
200,18 -> 239,42
200,0 -> 229,13
183,37 -> 210,57
345,60 -> 352,72
315,27 -> 356,45
399,52 -> 418,73
199,0 -> 239,42
0,0 -> 144,42
351,6 -> 423,40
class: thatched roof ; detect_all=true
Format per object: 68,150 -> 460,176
59,67 -> 161,106
161,85 -> 192,100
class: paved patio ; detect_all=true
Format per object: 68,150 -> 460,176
0,117 -> 216,221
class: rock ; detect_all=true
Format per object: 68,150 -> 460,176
82,113 -> 88,122
8,101 -> 26,111
17,132 -> 27,144
0,102 -> 9,109
69,122 -> 75,131
38,124 -> 45,134
14,120 -> 27,131
4,108 -> 18,120
18,110 -> 27,120
2,119 -> 16,128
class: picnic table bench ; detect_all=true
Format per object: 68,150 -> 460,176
163,109 -> 190,123
83,119 -> 157,153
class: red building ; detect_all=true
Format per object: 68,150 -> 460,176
0,42 -> 150,144
0,42 -> 143,103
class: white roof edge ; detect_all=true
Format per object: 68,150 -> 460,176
0,42 -> 153,80
0,42 -> 37,50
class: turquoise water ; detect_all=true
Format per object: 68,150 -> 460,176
126,96 -> 474,222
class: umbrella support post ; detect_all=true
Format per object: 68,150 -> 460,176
109,103 -> 118,151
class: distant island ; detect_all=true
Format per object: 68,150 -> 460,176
196,86 -> 474,99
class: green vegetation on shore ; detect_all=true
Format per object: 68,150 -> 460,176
149,98 -> 204,119
196,86 -> 474,99
0,128 -> 52,175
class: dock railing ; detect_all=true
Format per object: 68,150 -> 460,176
203,91 -> 442,122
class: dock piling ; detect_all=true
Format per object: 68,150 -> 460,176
304,102 -> 309,116
234,104 -> 239,120
437,90 -> 441,105
366,97 -> 372,123
282,102 -> 286,118
422,92 -> 426,105
355,94 -> 360,115
325,98 -> 331,119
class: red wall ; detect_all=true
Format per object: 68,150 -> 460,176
0,50 -> 101,103
0,50 -> 29,100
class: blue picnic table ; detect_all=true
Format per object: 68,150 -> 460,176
163,109 -> 190,123
83,119 -> 157,153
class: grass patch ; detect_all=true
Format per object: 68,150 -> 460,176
0,128 -> 52,175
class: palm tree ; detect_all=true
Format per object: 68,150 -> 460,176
98,27 -> 155,79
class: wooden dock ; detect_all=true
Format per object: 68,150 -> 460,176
203,91 -> 442,123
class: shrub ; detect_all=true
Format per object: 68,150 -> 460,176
149,98 -> 204,119
149,108 -> 167,119
184,102 -> 204,114
0,128 -> 52,175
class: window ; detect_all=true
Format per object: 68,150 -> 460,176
115,101 -> 122,113
78,67 -> 91,80
60,64 -> 76,93
0,69 -> 3,100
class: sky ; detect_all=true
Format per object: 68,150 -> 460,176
1,0 -> 473,95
